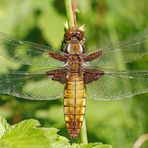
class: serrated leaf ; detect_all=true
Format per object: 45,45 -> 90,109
0,117 -> 11,138
0,119 -> 50,148
0,117 -> 112,148
0,117 -> 71,148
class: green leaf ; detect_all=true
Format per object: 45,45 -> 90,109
0,117 -> 11,138
0,119 -> 48,148
0,117 -> 70,148
0,117 -> 112,148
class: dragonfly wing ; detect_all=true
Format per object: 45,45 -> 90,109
86,31 -> 148,69
86,70 -> 148,100
0,32 -> 64,67
0,71 -> 64,100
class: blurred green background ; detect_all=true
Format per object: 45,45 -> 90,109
0,0 -> 148,147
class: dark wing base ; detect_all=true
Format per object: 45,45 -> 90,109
84,69 -> 104,84
46,69 -> 67,84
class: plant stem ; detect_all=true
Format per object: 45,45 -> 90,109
72,0 -> 77,27
80,118 -> 88,143
64,0 -> 74,28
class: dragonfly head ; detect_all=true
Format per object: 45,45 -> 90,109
63,28 -> 86,54
64,28 -> 85,43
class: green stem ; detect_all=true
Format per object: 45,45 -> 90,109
72,0 -> 77,27
64,0 -> 74,28
80,118 -> 88,143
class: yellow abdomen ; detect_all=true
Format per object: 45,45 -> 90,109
64,73 -> 86,138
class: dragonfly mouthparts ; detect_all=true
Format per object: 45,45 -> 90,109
70,37 -> 79,44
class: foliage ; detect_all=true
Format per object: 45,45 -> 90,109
0,0 -> 148,148
0,117 -> 111,148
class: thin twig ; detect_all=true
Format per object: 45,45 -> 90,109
72,0 -> 77,27
64,0 -> 74,28
133,134 -> 148,148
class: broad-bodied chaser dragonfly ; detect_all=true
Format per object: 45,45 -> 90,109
0,27 -> 148,138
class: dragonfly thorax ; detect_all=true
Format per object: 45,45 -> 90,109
65,53 -> 84,73
67,43 -> 84,54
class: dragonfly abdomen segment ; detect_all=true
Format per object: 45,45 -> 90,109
64,73 -> 86,138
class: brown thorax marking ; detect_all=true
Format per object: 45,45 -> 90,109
65,54 -> 84,73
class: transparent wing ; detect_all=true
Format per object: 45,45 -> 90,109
0,71 -> 64,100
86,70 -> 148,100
0,32 -> 64,67
86,31 -> 148,69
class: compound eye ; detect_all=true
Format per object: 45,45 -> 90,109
75,31 -> 80,39
64,30 -> 73,41
76,31 -> 84,40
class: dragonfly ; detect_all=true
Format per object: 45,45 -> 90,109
0,27 -> 148,138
